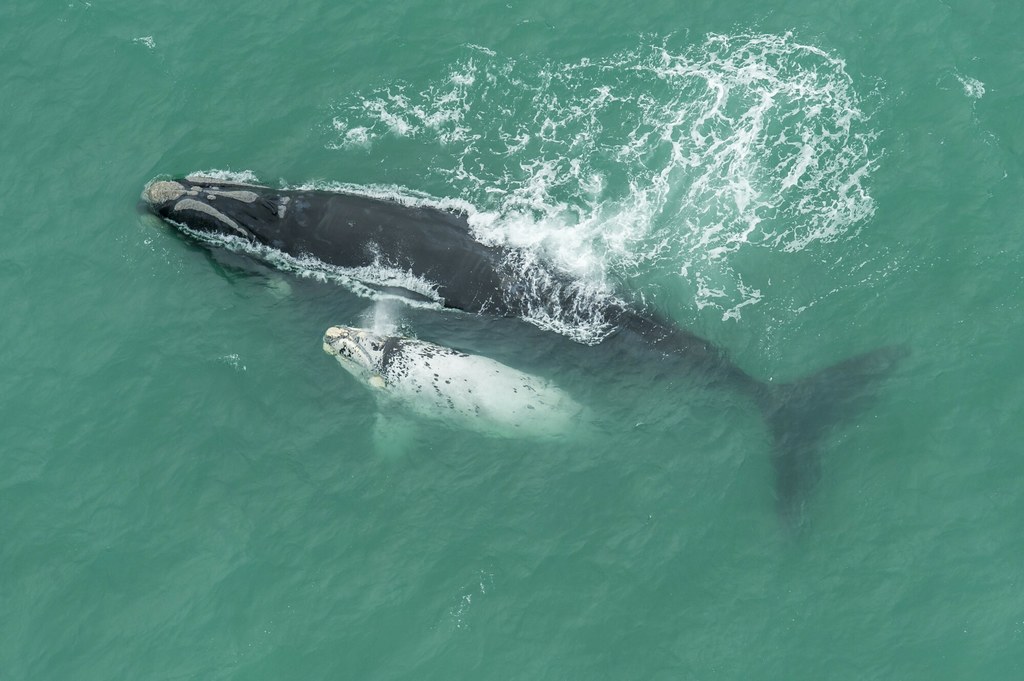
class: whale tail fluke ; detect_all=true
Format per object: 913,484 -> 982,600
754,345 -> 908,528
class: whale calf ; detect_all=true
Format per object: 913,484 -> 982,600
323,325 -> 585,438
143,175 -> 903,524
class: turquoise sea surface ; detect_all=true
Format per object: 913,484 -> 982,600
3,1 -> 1024,678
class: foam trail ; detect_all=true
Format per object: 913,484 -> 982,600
328,32 -> 885,323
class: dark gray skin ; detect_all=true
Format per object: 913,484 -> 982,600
143,177 -> 507,311
142,175 -> 904,526
142,177 -> 751,382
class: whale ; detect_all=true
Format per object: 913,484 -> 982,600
323,325 -> 585,438
142,175 -> 904,525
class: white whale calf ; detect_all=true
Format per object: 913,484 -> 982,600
323,326 -> 584,438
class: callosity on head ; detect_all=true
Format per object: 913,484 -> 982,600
141,176 -> 289,243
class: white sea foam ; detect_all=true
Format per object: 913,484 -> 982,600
218,354 -> 247,372
291,180 -> 478,217
187,169 -> 264,185
328,33 -> 883,323
954,72 -> 985,99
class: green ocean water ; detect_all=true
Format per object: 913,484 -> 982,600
3,0 -> 1024,678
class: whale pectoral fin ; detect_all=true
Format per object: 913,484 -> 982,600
372,412 -> 419,457
251,273 -> 293,300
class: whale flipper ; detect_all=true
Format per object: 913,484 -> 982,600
755,345 -> 908,527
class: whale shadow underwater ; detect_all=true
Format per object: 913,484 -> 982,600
141,175 -> 906,526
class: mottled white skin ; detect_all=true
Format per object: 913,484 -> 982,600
323,326 -> 583,438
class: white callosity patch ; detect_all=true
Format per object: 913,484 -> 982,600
143,180 -> 186,205
329,33 -> 882,321
146,180 -> 258,208
172,198 -> 248,237
205,189 -> 259,203
323,326 -> 583,438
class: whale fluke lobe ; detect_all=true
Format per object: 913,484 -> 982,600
754,345 -> 909,527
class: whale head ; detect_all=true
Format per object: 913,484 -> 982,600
141,176 -> 291,246
323,326 -> 391,389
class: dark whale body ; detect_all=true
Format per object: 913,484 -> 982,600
143,175 -> 903,525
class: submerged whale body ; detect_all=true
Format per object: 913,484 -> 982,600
143,175 -> 903,525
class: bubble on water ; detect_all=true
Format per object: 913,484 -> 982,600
954,72 -> 985,99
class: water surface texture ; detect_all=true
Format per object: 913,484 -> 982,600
3,1 -> 1023,679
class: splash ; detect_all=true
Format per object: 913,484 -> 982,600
329,32 -> 881,320
954,72 -> 985,99
172,220 -> 446,309
446,570 -> 494,631
187,169 -> 265,185
363,299 -> 404,337
218,354 -> 246,372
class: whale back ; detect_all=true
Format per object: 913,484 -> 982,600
375,338 -> 582,436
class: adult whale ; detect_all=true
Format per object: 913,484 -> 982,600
142,175 -> 903,525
